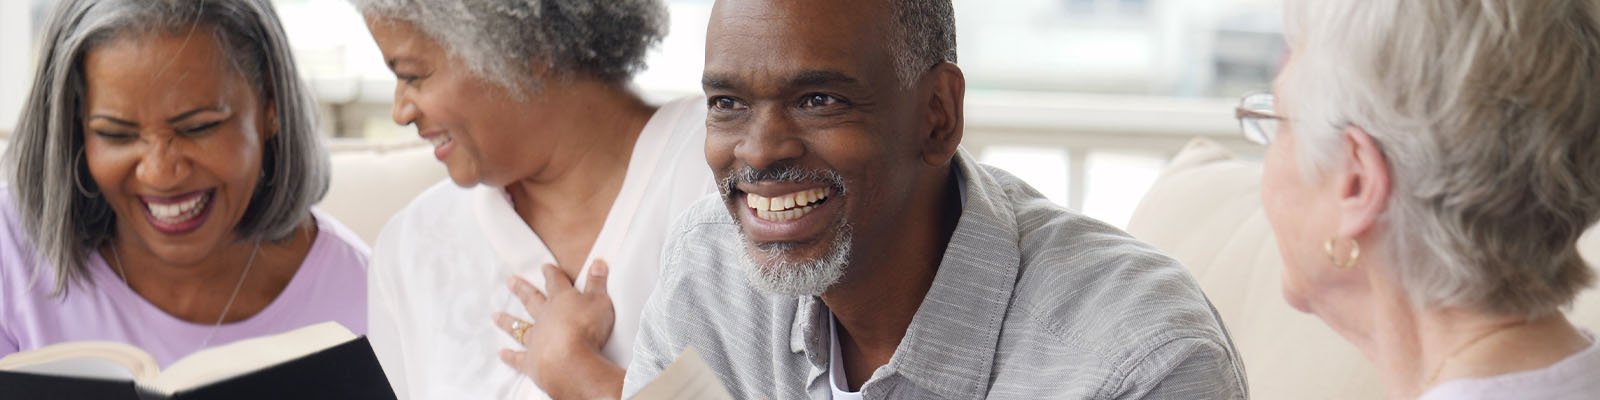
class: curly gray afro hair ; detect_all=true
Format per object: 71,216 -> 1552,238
349,0 -> 668,89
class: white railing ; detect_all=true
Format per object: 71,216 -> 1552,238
961,90 -> 1259,212
316,87 -> 1261,226
2,79 -> 1259,229
638,88 -> 1262,226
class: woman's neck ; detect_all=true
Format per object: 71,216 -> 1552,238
506,83 -> 655,268
103,219 -> 315,323
1353,279 -> 1592,399
107,236 -> 257,291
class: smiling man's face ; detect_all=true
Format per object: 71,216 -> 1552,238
703,0 -> 929,295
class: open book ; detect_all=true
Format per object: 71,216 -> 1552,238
0,322 -> 395,400
631,346 -> 735,400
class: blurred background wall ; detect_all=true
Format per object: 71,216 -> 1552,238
0,0 -> 1285,228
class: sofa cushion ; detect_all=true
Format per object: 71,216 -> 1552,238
1127,138 -> 1600,399
322,139 -> 448,245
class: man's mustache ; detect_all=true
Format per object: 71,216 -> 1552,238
720,164 -> 847,197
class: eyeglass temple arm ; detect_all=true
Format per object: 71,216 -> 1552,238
1235,107 -> 1278,120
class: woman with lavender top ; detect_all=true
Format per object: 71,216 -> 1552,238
0,0 -> 369,367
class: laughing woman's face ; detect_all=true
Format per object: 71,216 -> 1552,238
364,17 -> 565,188
80,27 -> 274,267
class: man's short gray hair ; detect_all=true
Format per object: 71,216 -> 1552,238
8,0 -> 330,296
348,0 -> 668,90
890,0 -> 958,87
1280,0 -> 1600,316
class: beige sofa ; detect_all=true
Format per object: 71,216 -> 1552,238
1127,138 -> 1600,399
322,139 -> 447,244
0,131 -> 1589,398
326,137 -> 1600,399
323,138 -> 1600,398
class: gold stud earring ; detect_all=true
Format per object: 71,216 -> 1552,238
1323,237 -> 1360,269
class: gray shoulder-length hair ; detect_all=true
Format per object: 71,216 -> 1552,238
7,0 -> 330,296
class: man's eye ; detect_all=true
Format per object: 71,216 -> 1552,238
710,96 -> 745,111
801,94 -> 841,108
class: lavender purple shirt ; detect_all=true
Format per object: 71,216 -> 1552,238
0,189 -> 369,367
1418,330 -> 1600,400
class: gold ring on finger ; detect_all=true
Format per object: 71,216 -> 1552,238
510,319 -> 531,343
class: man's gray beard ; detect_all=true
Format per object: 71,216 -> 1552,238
738,223 -> 853,297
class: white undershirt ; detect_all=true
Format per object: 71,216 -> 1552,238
829,312 -> 865,400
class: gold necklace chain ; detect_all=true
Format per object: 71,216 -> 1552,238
109,242 -> 262,348
1423,324 -> 1517,389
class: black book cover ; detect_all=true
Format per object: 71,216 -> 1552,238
0,337 -> 396,400
0,371 -> 140,400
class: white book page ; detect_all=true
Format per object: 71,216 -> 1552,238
3,355 -> 140,381
632,346 -> 734,400
0,341 -> 156,381
142,321 -> 356,395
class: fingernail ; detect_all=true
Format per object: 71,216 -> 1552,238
593,261 -> 609,277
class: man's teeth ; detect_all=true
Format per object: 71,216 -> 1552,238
745,188 -> 830,222
427,133 -> 452,148
147,193 -> 209,223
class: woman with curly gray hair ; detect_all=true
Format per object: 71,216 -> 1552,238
349,0 -> 713,398
1245,0 -> 1600,398
0,0 -> 369,367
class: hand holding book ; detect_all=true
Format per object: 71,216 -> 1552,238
0,322 -> 396,400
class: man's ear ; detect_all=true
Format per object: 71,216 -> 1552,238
1336,126 -> 1391,238
920,62 -> 965,167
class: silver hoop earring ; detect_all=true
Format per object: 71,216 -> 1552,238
72,148 -> 100,198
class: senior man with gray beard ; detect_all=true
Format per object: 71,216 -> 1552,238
617,0 -> 1250,398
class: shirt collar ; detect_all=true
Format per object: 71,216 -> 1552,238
792,148 -> 1022,398
473,186 -> 552,274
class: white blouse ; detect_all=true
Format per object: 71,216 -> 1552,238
368,97 -> 716,399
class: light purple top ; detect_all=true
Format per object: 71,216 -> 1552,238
1418,330 -> 1600,400
0,188 -> 370,368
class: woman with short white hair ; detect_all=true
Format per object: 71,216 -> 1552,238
1243,1 -> 1600,398
348,0 -> 714,398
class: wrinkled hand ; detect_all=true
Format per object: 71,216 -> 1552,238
494,260 -> 623,399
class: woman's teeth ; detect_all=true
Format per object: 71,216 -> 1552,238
146,193 -> 209,223
427,133 -> 452,148
746,188 -> 830,222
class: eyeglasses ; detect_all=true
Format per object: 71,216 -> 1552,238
1235,92 -> 1282,145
